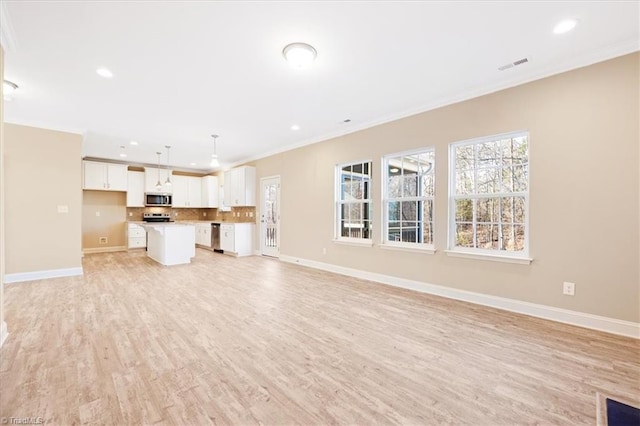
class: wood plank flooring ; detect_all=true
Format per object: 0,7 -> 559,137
1,249 -> 638,425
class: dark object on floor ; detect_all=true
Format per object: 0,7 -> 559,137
607,398 -> 640,426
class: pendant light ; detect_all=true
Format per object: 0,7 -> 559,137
155,151 -> 163,191
164,145 -> 172,187
210,135 -> 220,168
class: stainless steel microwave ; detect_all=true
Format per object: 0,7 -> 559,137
145,193 -> 172,207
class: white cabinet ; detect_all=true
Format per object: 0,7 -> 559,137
172,175 -> 202,208
144,167 -> 173,194
201,176 -> 219,208
128,223 -> 147,249
126,171 -> 145,207
220,224 -> 235,252
223,166 -> 256,206
220,223 -> 254,256
83,161 -> 128,191
195,223 -> 212,247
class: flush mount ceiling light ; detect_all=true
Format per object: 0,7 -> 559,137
210,134 -> 220,168
553,19 -> 578,34
96,67 -> 114,79
282,42 -> 317,70
291,124 -> 300,131
3,79 -> 18,101
3,79 -> 18,95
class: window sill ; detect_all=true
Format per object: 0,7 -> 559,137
445,250 -> 533,265
333,238 -> 374,247
378,244 -> 435,254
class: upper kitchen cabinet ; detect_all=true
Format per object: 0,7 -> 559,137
223,166 -> 256,206
144,167 -> 173,193
126,171 -> 145,207
172,175 -> 202,208
83,161 -> 128,191
201,176 -> 219,208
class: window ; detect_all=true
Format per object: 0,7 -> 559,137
383,148 -> 435,247
336,161 -> 372,241
449,131 -> 529,257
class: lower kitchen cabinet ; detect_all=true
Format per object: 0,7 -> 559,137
128,223 -> 147,249
220,223 -> 254,256
196,223 -> 212,248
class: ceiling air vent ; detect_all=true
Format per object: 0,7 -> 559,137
498,57 -> 529,71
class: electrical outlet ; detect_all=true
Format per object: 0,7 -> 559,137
57,205 -> 69,213
203,212 -> 207,216
563,282 -> 575,296
99,237 -> 108,244
249,212 -> 254,217
129,212 -> 132,217
322,248 -> 327,255
95,211 -> 100,217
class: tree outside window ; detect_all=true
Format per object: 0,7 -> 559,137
450,132 -> 529,256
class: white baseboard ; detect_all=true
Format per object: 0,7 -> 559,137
0,321 -> 7,347
83,246 -> 127,255
4,267 -> 84,284
280,255 -> 640,339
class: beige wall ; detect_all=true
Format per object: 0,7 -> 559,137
4,124 -> 83,274
1,44 -> 6,342
82,191 -> 126,250
251,53 -> 640,323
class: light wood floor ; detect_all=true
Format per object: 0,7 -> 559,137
1,250 -> 638,425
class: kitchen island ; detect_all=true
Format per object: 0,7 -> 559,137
141,223 -> 196,266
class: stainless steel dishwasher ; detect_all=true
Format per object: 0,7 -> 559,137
211,223 -> 222,253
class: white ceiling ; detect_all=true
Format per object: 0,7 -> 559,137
2,1 -> 638,171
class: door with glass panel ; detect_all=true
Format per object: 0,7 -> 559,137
260,176 -> 280,257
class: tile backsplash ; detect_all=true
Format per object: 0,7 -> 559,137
126,206 -> 256,223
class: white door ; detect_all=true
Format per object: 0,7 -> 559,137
260,176 -> 280,257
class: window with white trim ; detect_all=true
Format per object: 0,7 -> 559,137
336,161 -> 372,241
383,148 -> 435,247
449,132 -> 529,256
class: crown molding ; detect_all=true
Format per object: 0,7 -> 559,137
233,38 -> 640,168
0,1 -> 17,52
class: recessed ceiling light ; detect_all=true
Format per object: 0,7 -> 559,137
291,124 -> 300,131
282,42 -> 317,70
129,140 -> 138,146
553,19 -> 578,34
96,67 -> 114,79
119,153 -> 127,158
190,162 -> 197,166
